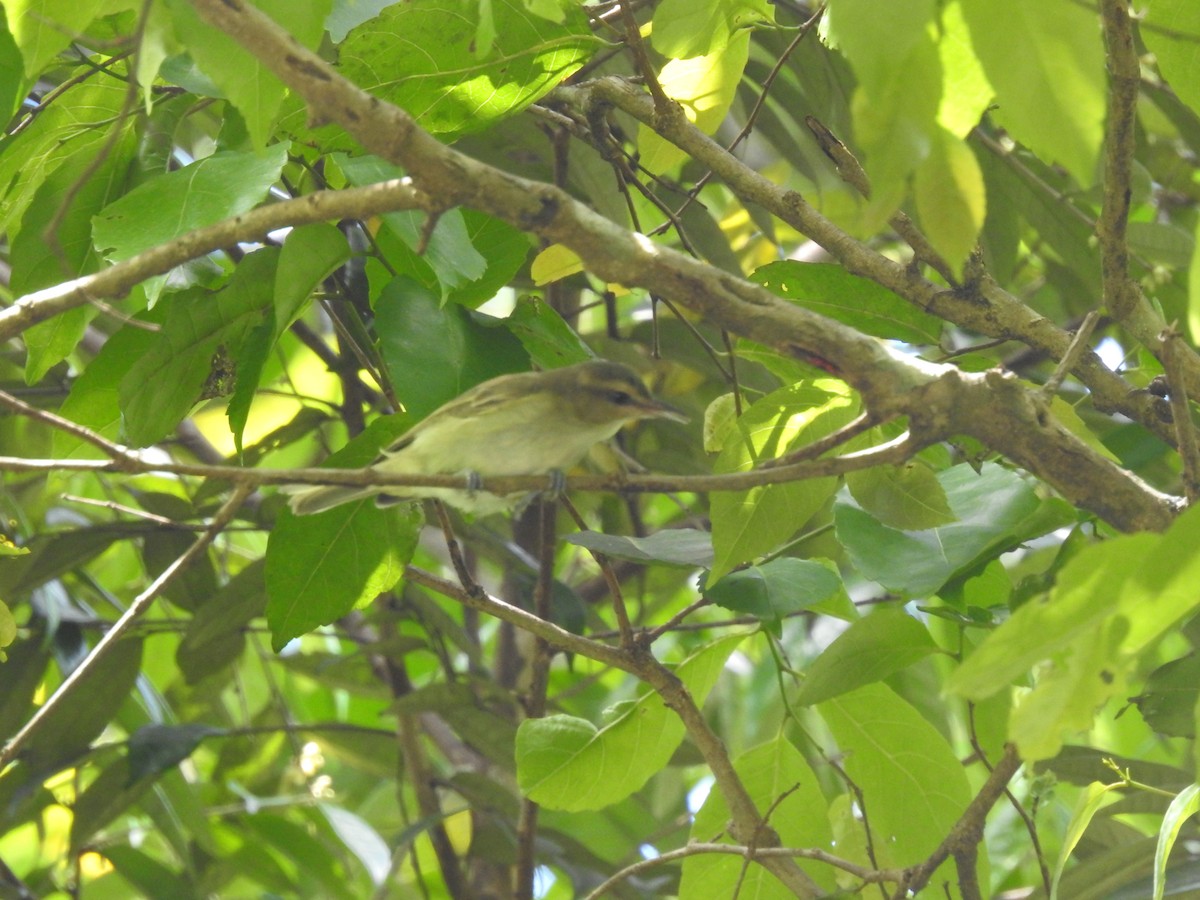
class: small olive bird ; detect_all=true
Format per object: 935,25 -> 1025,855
286,359 -> 686,516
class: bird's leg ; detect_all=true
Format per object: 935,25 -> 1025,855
512,469 -> 566,518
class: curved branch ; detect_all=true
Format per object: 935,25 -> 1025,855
579,76 -> 1185,447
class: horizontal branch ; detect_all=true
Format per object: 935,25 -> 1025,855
0,179 -> 428,344
0,435 -> 914,496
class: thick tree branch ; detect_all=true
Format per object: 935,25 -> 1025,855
580,77 -> 1185,448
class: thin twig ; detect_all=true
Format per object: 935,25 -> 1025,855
560,496 -> 634,646
582,839 -> 904,900
1041,310 -> 1100,400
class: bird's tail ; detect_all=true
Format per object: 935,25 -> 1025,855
285,485 -> 378,516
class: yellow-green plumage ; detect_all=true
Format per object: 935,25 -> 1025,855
287,359 -> 685,516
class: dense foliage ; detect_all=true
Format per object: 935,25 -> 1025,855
2,0 -> 1200,897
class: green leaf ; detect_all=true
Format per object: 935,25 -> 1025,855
22,638 -> 143,773
127,724 -> 222,783
335,153 -> 490,297
819,683 -> 971,869
1192,215 -> 1200,342
846,461 -> 956,531
226,224 -> 350,451
822,0 -> 941,227
0,13 -> 26,124
913,126 -> 986,277
338,0 -> 594,138
0,636 -> 49,743
504,296 -> 593,370
266,501 -> 420,651
164,0 -> 329,147
835,462 -> 1043,596
70,758 -> 155,853
651,0 -> 775,59
960,0 -> 1105,186
264,416 -> 422,650
709,379 -> 859,581
1155,785 -> 1200,900
176,560 -> 267,684
375,277 -> 528,419
1133,652 -> 1200,739
796,607 -> 939,706
516,633 -> 744,811
935,0 -> 993,137
101,848 -> 192,900
950,505 -> 1200,760
0,600 -> 14,656
0,80 -> 128,238
92,144 -> 288,303
1051,781 -> 1123,900
565,528 -> 715,568
119,250 -> 278,446
751,261 -> 943,344
451,210 -> 533,308
53,312 -> 161,458
4,0 -> 109,77
679,735 -> 836,896
702,558 -> 843,628
638,32 -> 750,174
12,129 -> 134,383
1141,0 -> 1200,117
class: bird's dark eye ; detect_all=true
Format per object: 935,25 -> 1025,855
607,390 -> 634,406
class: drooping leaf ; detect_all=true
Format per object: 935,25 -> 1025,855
913,126 -> 986,277
164,0 -> 328,147
264,416 -> 421,650
22,637 -> 144,773
819,683 -> 971,870
516,633 -> 744,811
960,0 -> 1105,186
709,379 -> 860,581
639,32 -> 751,173
565,528 -> 715,568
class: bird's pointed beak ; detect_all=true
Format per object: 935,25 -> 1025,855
635,396 -> 689,424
